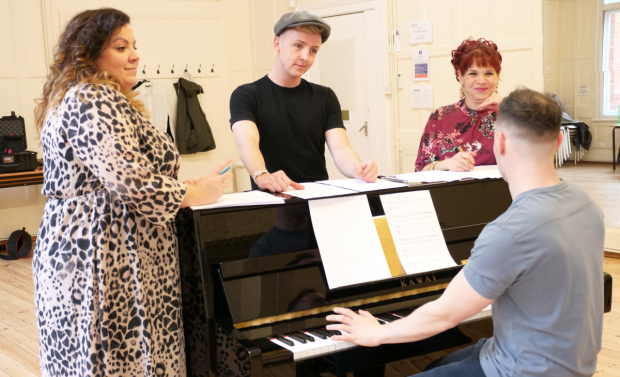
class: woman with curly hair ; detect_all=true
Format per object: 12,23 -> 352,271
33,8 -> 231,377
414,38 -> 503,172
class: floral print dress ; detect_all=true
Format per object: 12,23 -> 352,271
34,83 -> 187,377
415,99 -> 496,171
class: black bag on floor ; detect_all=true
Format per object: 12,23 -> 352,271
0,112 -> 37,173
0,228 -> 32,260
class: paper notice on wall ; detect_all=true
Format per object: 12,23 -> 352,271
413,49 -> 430,81
578,83 -> 590,96
411,86 -> 433,109
409,20 -> 432,44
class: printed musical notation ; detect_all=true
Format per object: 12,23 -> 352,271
309,195 -> 392,289
380,190 -> 456,275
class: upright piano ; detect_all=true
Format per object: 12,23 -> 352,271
177,178 -> 613,377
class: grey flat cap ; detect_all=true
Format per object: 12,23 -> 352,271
274,11 -> 331,43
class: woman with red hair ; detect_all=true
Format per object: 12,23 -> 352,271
415,38 -> 502,172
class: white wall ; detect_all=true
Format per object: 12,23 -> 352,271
1,0 -> 54,239
393,0 -> 544,172
0,0 -> 547,239
544,0 -> 616,162
0,0 -> 259,239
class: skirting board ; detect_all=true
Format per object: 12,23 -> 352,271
605,227 -> 620,254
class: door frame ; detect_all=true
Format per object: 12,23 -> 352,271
297,0 -> 391,175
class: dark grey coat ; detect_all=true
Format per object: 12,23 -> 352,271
174,78 -> 216,154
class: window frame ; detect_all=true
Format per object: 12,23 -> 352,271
598,1 -> 620,119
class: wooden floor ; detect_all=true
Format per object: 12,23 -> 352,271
556,162 -> 620,228
1,161 -> 619,377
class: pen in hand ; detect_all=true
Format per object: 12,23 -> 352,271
220,165 -> 231,175
457,146 -> 474,167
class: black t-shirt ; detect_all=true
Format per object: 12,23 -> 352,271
229,76 -> 345,186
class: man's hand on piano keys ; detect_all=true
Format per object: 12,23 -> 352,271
325,307 -> 383,347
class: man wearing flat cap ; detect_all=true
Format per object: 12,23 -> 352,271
230,11 -> 378,192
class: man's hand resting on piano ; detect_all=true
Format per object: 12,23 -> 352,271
325,308 -> 383,347
325,271 -> 494,348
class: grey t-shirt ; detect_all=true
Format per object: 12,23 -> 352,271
464,181 -> 604,377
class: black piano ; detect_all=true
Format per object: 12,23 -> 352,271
177,178 -> 613,377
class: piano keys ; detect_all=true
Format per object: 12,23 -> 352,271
178,178 -> 613,377
268,305 -> 493,361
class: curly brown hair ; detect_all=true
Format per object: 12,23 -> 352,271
34,8 -> 146,132
451,38 -> 502,83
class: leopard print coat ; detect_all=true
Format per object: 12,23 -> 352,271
33,84 -> 188,377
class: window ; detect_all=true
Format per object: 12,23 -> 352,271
602,4 -> 620,116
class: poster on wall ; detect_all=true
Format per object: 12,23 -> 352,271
411,86 -> 433,109
409,20 -> 432,44
413,49 -> 430,81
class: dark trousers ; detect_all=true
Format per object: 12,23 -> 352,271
415,339 -> 488,377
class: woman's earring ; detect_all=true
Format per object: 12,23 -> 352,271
460,85 -> 465,99
495,83 -> 499,95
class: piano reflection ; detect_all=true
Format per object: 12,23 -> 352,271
176,178 -> 613,377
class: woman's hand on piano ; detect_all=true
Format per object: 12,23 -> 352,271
325,307 -> 382,347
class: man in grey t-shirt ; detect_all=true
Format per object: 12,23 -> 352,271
326,88 -> 605,377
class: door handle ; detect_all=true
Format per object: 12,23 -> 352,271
359,122 -> 368,136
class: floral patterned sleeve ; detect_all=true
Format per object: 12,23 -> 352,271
65,84 -> 186,227
414,112 -> 439,172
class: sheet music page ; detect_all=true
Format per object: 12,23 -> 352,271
395,165 -> 502,183
190,191 -> 284,210
309,195 -> 392,289
380,190 -> 456,274
317,179 -> 408,192
284,182 -> 357,199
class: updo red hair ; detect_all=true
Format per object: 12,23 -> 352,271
451,38 -> 502,83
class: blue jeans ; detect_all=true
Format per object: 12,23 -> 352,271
414,339 -> 488,377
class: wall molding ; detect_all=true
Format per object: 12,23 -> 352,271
605,227 -> 620,253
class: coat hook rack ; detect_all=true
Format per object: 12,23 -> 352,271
171,64 -> 175,74
184,64 -> 188,72
211,64 -> 215,73
142,65 -> 146,74
157,65 -> 160,74
198,64 -> 202,73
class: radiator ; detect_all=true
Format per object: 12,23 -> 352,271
400,150 -> 418,174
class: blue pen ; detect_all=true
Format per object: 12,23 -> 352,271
220,166 -> 231,175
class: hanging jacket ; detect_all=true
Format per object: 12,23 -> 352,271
549,93 -> 592,151
174,78 -> 216,154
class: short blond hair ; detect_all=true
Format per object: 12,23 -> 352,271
285,24 -> 323,35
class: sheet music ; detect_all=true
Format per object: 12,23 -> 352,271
317,179 -> 408,192
395,165 -> 502,183
284,182 -> 357,199
380,190 -> 456,274
190,191 -> 284,210
309,195 -> 392,289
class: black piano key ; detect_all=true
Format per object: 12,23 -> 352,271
383,313 -> 400,321
308,330 -> 327,339
275,336 -> 294,346
296,332 -> 315,342
288,334 -> 307,344
395,308 -> 415,317
378,315 -> 394,323
314,329 -> 332,337
328,330 -> 342,336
